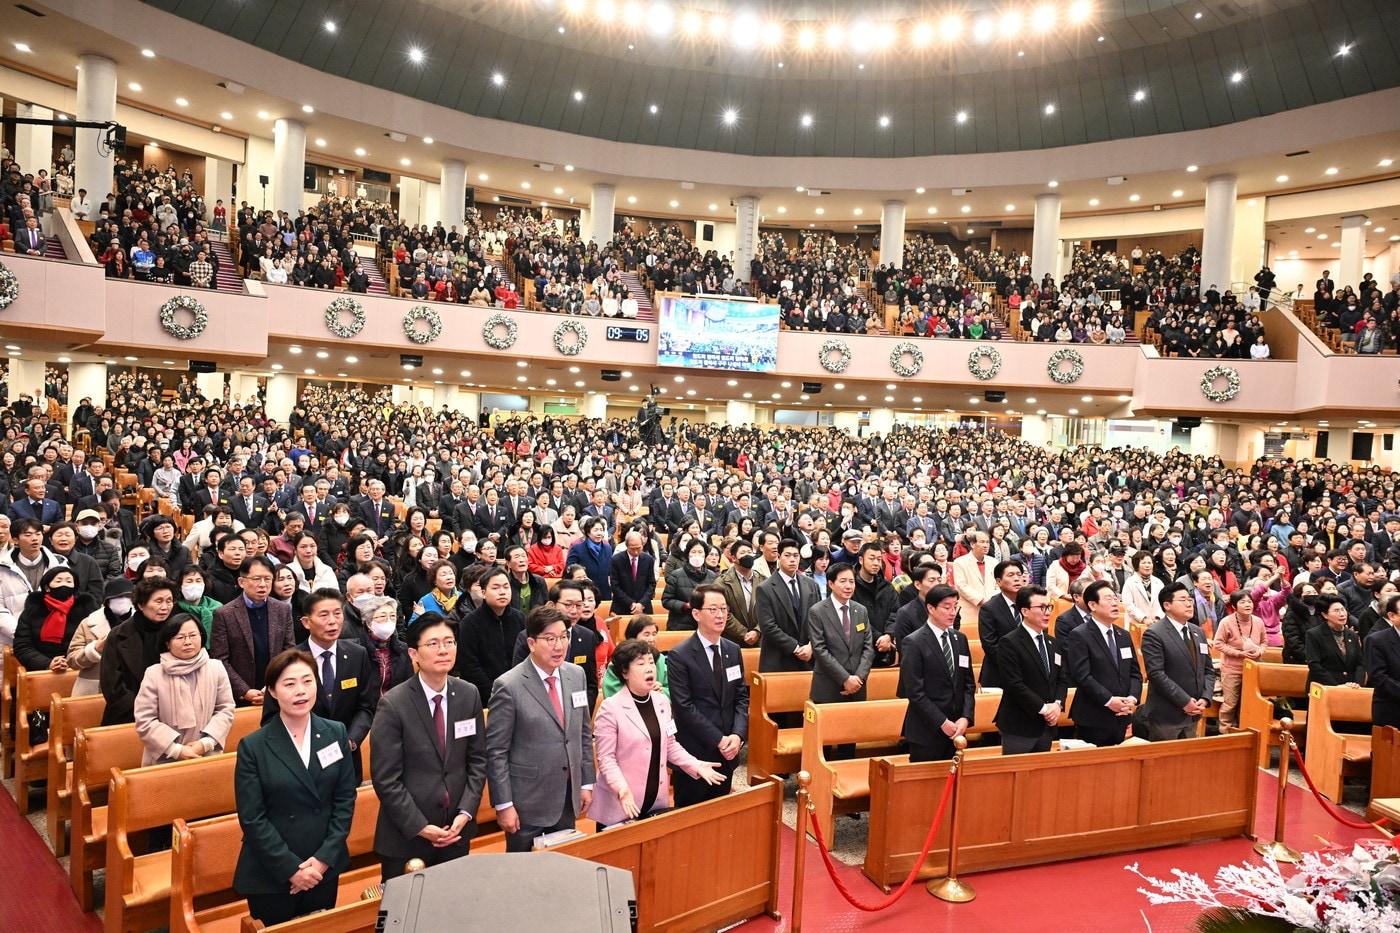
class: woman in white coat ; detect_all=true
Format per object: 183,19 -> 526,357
1121,550 -> 1165,626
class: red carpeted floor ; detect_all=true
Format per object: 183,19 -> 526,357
0,780 -> 100,932
736,771 -> 1379,933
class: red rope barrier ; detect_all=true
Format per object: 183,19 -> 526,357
1289,743 -> 1377,830
803,768 -> 956,912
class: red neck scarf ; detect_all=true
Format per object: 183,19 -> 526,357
40,594 -> 75,643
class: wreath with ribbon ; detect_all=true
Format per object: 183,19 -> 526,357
1046,347 -> 1085,385
1200,365 -> 1241,403
482,313 -> 519,350
818,339 -> 852,374
889,342 -> 924,378
553,319 -> 588,356
158,295 -> 208,340
0,261 -> 18,311
402,305 -> 442,345
967,346 -> 1002,381
324,296 -> 366,338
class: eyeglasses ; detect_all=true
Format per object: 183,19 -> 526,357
1026,603 -> 1052,612
417,638 -> 456,652
533,633 -> 570,646
698,605 -> 730,615
170,632 -> 202,641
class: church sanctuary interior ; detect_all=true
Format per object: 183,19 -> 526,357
5,0 -> 1400,930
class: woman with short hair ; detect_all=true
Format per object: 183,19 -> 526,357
133,614 -> 236,765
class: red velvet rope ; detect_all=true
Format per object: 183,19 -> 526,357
803,768 -> 956,912
1288,743 -> 1377,831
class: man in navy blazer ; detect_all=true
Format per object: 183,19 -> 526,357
608,529 -> 656,615
356,479 -> 397,539
1364,593 -> 1400,729
994,585 -> 1068,754
899,585 -> 975,762
668,584 -> 748,808
1064,581 -> 1142,747
10,474 -> 63,526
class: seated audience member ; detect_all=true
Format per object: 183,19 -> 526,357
601,615 -> 669,698
133,614 -> 236,765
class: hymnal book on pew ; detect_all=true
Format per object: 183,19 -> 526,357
533,828 -> 588,849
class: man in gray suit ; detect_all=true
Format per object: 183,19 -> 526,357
371,612 -> 487,880
807,563 -> 875,704
1141,583 -> 1218,741
485,606 -> 595,852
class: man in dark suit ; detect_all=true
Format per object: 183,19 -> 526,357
210,556 -> 297,705
756,539 -> 820,673
899,585 -> 975,762
189,466 -> 232,518
1053,579 -> 1093,645
486,607 -> 594,851
608,529 -> 656,615
473,488 -> 510,543
15,216 -> 44,255
1364,593 -> 1400,729
9,474 -> 63,526
993,585 -> 1068,754
890,566 -> 940,652
669,585 -> 749,807
371,611 -> 487,879
977,559 -> 1025,689
807,563 -> 874,704
230,475 -> 274,532
356,479 -> 396,539
1141,583 -> 1218,741
1065,581 -> 1142,747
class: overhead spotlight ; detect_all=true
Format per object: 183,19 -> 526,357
520,181 -> 530,189
1186,164 -> 1199,172
960,204 -> 971,213
128,82 -> 143,92
1171,189 -> 1184,197
776,206 -> 786,213
256,109 -> 270,119
853,208 -> 863,216
1303,226 -> 1316,233
823,23 -> 845,50
732,11 -> 760,48
1068,1 -> 1093,24
1230,70 -> 1244,84
972,17 -> 994,44
323,19 -> 337,34
707,14 -> 725,38
646,2 -> 673,36
554,186 -> 564,195
679,7 -> 701,34
564,164 -> 575,171
878,114 -> 890,128
140,47 -> 154,57
1132,89 -> 1147,102
668,199 -> 679,208
1381,158 -> 1394,167
422,136 -> 433,144
955,110 -> 969,124
491,71 -> 505,86
708,203 -> 717,211
595,0 -> 617,23
1031,4 -> 1057,31
1044,103 -> 1056,115
314,138 -> 327,147
721,107 -> 738,126
400,158 -> 411,166
301,103 -> 314,113
354,147 -> 366,156
175,97 -> 189,107
1324,166 -> 1338,175
1047,180 -> 1059,188
1000,10 -> 1022,34
939,14 -> 964,41
926,206 -> 937,214
573,89 -> 584,102
220,111 -> 233,120
1337,43 -> 1352,56
799,113 -> 813,128
911,21 -> 934,47
815,207 -> 825,215
648,103 -> 658,114
1275,174 -> 1289,183
408,46 -> 425,64
1128,193 -> 1140,202
1088,198 -> 1100,206
797,26 -> 816,50
627,195 -> 637,203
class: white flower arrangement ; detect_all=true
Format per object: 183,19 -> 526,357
0,260 -> 18,311
158,295 -> 208,340
967,346 -> 1002,381
1127,841 -> 1400,932
1046,347 -> 1085,385
819,339 -> 852,374
324,296 -> 366,338
889,341 -> 924,378
402,305 -> 442,345
552,319 -> 588,356
1201,365 -> 1242,403
482,313 -> 518,350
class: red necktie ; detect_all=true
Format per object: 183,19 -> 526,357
545,674 -> 564,725
631,556 -> 638,580
431,694 -> 446,756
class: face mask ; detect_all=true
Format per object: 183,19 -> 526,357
353,593 -> 378,611
370,619 -> 397,642
461,538 -> 477,554
128,554 -> 147,571
688,554 -> 705,569
47,585 -> 75,601
181,583 -> 204,602
737,554 -> 757,571
334,514 -> 349,526
108,597 -> 133,616
75,524 -> 101,541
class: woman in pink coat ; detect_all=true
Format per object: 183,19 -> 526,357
589,639 -> 724,828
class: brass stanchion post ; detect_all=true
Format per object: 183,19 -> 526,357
926,735 -> 975,903
1253,717 -> 1302,863
791,771 -> 811,933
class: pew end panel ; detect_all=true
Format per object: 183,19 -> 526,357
46,693 -> 105,857
1303,684 -> 1374,803
1238,660 -> 1309,768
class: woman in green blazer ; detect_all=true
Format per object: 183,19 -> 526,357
233,648 -> 357,925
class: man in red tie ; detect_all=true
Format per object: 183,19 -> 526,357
608,529 -> 655,615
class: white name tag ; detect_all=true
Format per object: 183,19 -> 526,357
316,743 -> 344,768
958,655 -> 970,669
454,719 -> 476,739
725,664 -> 742,682
665,719 -> 678,737
571,690 -> 588,708
1053,653 -> 1062,666
1199,643 -> 1210,654
1120,646 -> 1133,660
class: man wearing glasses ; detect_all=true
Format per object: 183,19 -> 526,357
211,555 -> 296,707
1141,583 -> 1218,741
669,584 -> 749,807
992,585 -> 1068,754
510,579 -> 600,712
371,611 -> 487,879
486,606 -> 595,851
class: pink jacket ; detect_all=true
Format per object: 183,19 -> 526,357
590,688 -> 705,827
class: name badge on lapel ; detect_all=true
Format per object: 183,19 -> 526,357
1119,646 -> 1133,660
1199,642 -> 1209,655
454,719 -> 476,739
725,664 -> 742,682
958,655 -> 970,669
571,690 -> 588,708
664,719 -> 678,737
339,677 -> 357,690
855,623 -> 866,633
316,743 -> 344,768
573,655 -> 587,664
1053,653 -> 1062,666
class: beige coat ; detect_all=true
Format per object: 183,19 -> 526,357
65,607 -> 112,697
132,652 -> 236,766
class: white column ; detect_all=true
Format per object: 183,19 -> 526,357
195,370 -> 224,401
833,411 -> 861,433
66,362 -> 106,409
1020,413 -> 1050,447
868,408 -> 895,436
263,373 -> 297,424
390,384 -> 412,405
879,200 -> 907,270
583,392 -> 608,419
13,103 -> 53,180
1231,195 -> 1267,287
1190,423 -> 1240,461
432,384 -> 451,408
204,157 -> 235,231
5,358 -> 46,405
1031,193 -> 1062,283
588,184 -> 615,246
438,159 -> 466,235
733,195 -> 761,281
1201,174 -> 1238,297
453,389 -> 481,424
229,371 -> 261,404
1339,214 -> 1367,292
271,118 -> 306,219
75,54 -> 117,207
725,399 -> 756,425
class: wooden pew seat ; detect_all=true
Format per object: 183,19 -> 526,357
1238,660 -> 1310,768
1304,684 -> 1374,802
47,693 -> 106,856
14,668 -> 79,813
747,669 -> 900,781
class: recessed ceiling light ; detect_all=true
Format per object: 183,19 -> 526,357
271,363 -> 283,371
355,147 -> 366,156
674,375 -> 685,383
123,355 -> 137,361
1337,43 -> 1351,56
776,206 -> 786,213
668,199 -> 679,208
545,378 -> 557,386
573,90 -> 584,102
960,205 -> 971,213
400,158 -> 411,166
408,47 -> 425,64
520,181 -> 530,189
1047,180 -> 1059,188
1171,189 -> 1184,197
1331,241 -> 1342,247
314,138 -> 326,147
915,187 -> 926,194
1317,234 -> 1328,240
128,82 -> 143,92
1088,198 -> 1100,206
853,208 -> 863,216
1097,35 -> 1105,42
564,164 -> 574,171
288,346 -> 303,355
1004,203 -> 1015,212
324,19 -> 337,34
1186,164 -> 1199,173
220,111 -> 233,120
492,72 -> 505,86
1128,193 -> 1141,202
1194,11 -> 1204,20
878,114 -> 890,128
1230,71 -> 1244,84
477,173 -> 489,182
815,207 -> 825,215
1132,89 -> 1147,102
316,350 -> 329,359
969,397 -> 980,404
1068,408 -> 1079,415
1044,103 -> 1056,115
346,355 -> 358,363
174,96 -> 189,107
1275,174 -> 1289,183
1380,158 -> 1394,167
575,381 -> 587,388
1081,395 -> 1094,402
1304,226 -> 1316,233
553,186 -> 564,195
1375,227 -> 1386,233
627,195 -> 637,204
1025,397 -> 1037,404
800,113 -> 813,127
708,203 -> 718,211
1324,166 -> 1339,175
256,110 -> 270,119
926,206 -> 937,214
301,104 -> 314,113
955,110 -> 968,124
649,103 -> 659,114
140,47 -> 155,58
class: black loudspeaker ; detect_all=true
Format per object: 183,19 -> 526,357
1176,417 -> 1202,430
109,124 -> 127,150
1316,431 -> 1329,459
400,354 -> 423,368
600,369 -> 622,381
1386,434 -> 1395,452
258,174 -> 269,187
464,186 -> 475,209
984,390 -> 1006,403
701,223 -> 714,242
1352,433 -> 1374,462
188,360 -> 216,373
802,381 -> 823,394
378,852 -> 634,932
303,165 -> 316,190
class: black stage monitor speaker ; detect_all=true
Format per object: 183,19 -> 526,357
464,186 -> 475,209
1176,417 -> 1202,431
400,354 -> 423,368
188,360 -> 216,373
378,852 -> 635,932
600,369 -> 622,381
802,381 -> 823,394
984,390 -> 1006,403
700,223 -> 714,242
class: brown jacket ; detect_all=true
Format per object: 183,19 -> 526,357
209,598 -> 296,700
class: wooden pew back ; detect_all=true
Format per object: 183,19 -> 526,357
13,668 -> 78,813
1238,661 -> 1309,767
747,669 -> 900,781
1,646 -> 17,777
801,698 -> 909,843
47,693 -> 105,856
1304,684 -> 1375,802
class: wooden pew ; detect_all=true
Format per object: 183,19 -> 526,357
654,632 -> 758,678
243,900 -> 378,932
70,707 -> 261,910
170,785 -> 383,933
1237,660 -> 1309,768
1371,726 -> 1400,813
106,753 -> 242,932
47,693 -> 106,856
747,668 -> 900,782
13,667 -> 78,813
1304,684 -> 1374,802
1,646 -> 17,777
